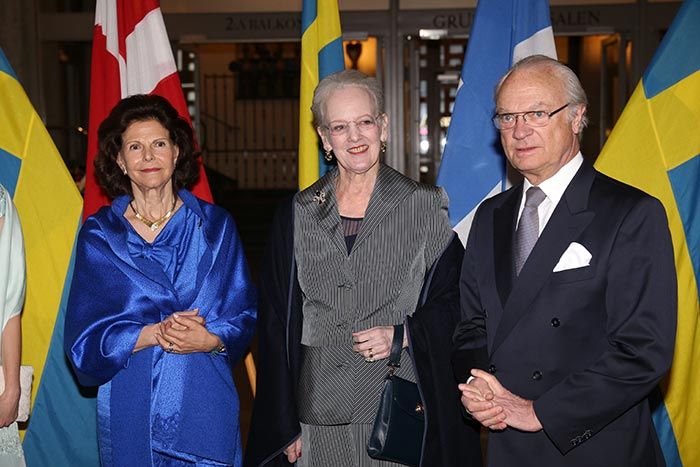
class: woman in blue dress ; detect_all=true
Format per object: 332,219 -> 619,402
64,94 -> 256,467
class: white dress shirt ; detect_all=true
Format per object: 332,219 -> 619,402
516,153 -> 584,234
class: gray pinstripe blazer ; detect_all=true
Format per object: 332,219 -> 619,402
293,163 -> 453,425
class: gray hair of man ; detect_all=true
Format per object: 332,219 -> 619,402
311,69 -> 385,130
495,54 -> 589,137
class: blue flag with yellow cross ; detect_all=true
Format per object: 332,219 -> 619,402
298,0 -> 345,190
0,47 -> 99,464
595,1 -> 700,465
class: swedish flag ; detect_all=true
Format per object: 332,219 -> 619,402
595,1 -> 700,465
298,0 -> 344,190
0,47 -> 96,464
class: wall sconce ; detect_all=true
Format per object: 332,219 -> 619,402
346,41 -> 363,69
343,37 -> 377,76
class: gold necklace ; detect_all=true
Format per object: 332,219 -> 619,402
130,198 -> 177,231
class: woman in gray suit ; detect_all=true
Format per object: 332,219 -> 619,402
245,70 -> 481,467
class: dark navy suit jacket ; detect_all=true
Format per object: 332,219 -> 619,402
453,161 -> 676,467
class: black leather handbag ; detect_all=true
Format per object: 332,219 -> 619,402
367,324 -> 425,466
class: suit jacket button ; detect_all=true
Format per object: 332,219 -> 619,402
488,365 -> 497,374
532,370 -> 542,380
551,317 -> 560,327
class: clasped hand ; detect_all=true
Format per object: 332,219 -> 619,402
458,368 -> 543,432
137,309 -> 220,354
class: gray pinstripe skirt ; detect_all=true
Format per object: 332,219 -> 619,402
296,346 -> 415,466
297,423 -> 404,467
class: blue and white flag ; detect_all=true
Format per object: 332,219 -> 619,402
437,0 -> 556,242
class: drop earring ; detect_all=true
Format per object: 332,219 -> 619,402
380,141 -> 387,153
324,148 -> 333,162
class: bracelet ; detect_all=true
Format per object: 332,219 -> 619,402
210,342 -> 226,356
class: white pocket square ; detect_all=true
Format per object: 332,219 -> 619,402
553,242 -> 592,272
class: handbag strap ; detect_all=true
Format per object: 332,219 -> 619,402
387,324 -> 404,371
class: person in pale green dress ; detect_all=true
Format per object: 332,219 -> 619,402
0,184 -> 27,467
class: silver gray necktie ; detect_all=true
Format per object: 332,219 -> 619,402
514,186 -> 546,275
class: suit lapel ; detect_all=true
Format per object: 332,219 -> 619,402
491,163 -> 596,355
493,187 -> 521,309
352,164 -> 416,252
297,170 -> 348,256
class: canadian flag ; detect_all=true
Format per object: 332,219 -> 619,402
84,0 -> 211,220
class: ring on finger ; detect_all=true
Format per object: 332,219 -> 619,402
168,342 -> 174,353
368,348 -> 374,359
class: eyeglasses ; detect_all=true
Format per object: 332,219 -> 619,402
492,104 -> 570,130
324,115 -> 381,136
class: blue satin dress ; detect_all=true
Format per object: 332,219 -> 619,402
126,206 -> 207,465
64,191 -> 257,467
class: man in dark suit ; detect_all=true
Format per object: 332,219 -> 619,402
452,55 -> 677,466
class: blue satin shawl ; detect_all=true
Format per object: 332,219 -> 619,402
64,190 -> 257,467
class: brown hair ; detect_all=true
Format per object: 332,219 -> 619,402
94,94 -> 199,199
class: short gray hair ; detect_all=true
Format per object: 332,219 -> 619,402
311,70 -> 385,129
495,55 -> 589,131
